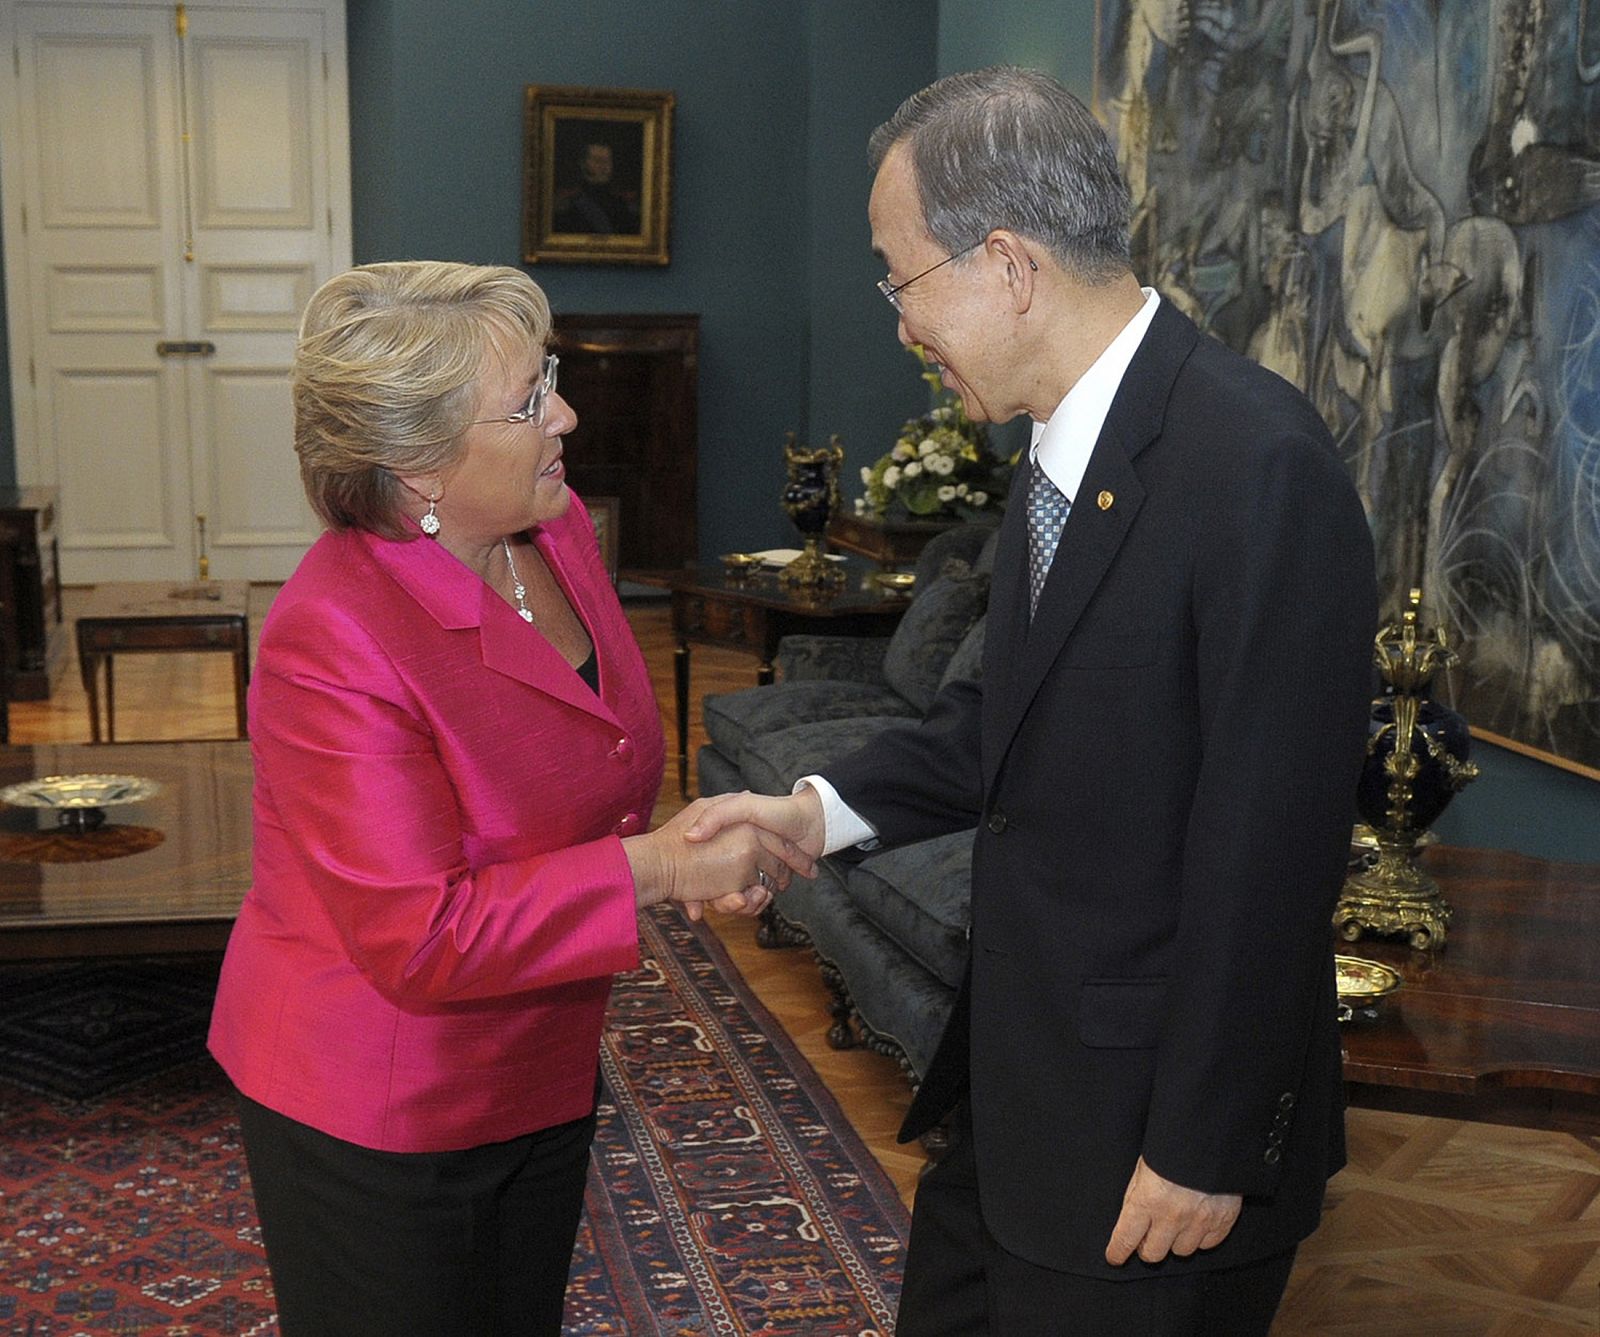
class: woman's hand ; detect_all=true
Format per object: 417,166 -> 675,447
622,797 -> 812,914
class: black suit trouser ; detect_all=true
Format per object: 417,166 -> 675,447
898,1100 -> 1296,1337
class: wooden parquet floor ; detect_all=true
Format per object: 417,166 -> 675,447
17,584 -> 1599,1334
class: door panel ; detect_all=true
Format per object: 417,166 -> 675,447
53,365 -> 180,550
35,33 -> 161,226
13,5 -> 193,579
190,32 -> 313,228
181,8 -> 327,578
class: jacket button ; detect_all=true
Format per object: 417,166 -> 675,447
987,811 -> 1008,834
1263,1146 -> 1282,1165
614,812 -> 641,835
611,737 -> 634,762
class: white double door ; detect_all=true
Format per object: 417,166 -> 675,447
0,0 -> 350,581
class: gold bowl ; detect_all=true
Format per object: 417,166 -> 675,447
872,570 -> 916,594
720,552 -> 761,576
1333,954 -> 1401,1022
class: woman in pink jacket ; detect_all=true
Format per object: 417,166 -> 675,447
208,261 -> 795,1336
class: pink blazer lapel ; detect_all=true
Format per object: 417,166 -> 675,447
360,522 -> 624,729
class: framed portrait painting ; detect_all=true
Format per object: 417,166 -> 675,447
523,85 -> 674,266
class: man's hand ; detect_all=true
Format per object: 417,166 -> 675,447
684,789 -> 826,870
1104,1157 -> 1242,1266
623,796 -> 814,914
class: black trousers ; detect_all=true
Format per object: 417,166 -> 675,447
898,1102 -> 1297,1336
237,1092 -> 595,1337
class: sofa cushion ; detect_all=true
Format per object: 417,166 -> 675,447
736,714 -> 922,796
702,680 -> 916,760
845,830 -> 974,991
938,614 -> 986,690
881,562 -> 990,712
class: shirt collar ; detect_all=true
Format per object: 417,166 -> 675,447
1029,287 -> 1161,503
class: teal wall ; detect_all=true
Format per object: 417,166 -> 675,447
346,0 -> 936,564
1433,741 -> 1600,864
938,0 -> 1097,97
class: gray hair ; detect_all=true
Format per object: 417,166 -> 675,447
869,66 -> 1131,284
293,261 -> 552,539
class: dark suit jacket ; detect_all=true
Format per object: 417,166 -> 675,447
826,301 -> 1376,1280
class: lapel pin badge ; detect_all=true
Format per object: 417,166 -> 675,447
1097,490 -> 1114,511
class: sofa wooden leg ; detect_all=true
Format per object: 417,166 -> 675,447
817,958 -> 863,1049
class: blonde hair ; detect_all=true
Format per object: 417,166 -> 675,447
293,261 -> 553,538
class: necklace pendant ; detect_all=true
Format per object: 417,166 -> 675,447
517,607 -> 534,623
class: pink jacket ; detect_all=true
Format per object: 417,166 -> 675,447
208,497 -> 664,1152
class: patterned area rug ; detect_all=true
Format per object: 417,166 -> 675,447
0,908 -> 908,1334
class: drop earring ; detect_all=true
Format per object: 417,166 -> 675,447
420,492 -> 441,536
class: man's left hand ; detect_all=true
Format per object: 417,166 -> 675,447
1104,1157 -> 1242,1265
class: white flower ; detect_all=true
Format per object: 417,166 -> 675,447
937,484 -> 957,502
929,454 -> 955,475
903,461 -> 922,477
854,496 -> 867,514
970,490 -> 989,507
955,482 -> 969,497
892,442 -> 915,462
860,466 -> 873,484
918,438 -> 939,457
882,465 -> 901,488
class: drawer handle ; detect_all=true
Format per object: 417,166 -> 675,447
156,340 -> 217,357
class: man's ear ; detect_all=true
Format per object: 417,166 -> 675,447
987,230 -> 1039,312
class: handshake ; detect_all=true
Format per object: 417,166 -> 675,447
622,788 -> 826,921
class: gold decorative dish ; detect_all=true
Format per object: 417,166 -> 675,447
1333,954 -> 1401,1022
872,570 -> 916,593
720,552 -> 761,575
0,773 -> 162,832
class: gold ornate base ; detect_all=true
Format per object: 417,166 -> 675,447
1335,848 -> 1452,950
778,538 -> 845,591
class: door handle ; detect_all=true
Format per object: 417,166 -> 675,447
156,340 -> 217,357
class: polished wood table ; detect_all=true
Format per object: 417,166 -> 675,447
0,740 -> 251,960
76,580 -> 251,742
1338,844 -> 1600,1131
625,561 -> 913,795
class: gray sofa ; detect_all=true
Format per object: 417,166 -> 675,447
696,524 -> 997,1084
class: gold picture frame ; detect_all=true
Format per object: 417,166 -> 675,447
523,85 -> 674,266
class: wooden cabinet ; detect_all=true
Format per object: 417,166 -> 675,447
553,314 -> 698,570
0,486 -> 64,700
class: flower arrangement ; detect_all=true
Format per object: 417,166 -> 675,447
856,347 -> 1014,521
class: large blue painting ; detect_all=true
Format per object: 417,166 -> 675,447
1095,0 -> 1600,775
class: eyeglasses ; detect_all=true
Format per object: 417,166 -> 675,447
473,353 -> 559,429
876,240 -> 984,312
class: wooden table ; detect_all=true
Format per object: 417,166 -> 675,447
1338,844 -> 1600,1132
0,740 -> 252,960
826,512 -> 968,569
75,581 -> 251,742
625,561 -> 914,796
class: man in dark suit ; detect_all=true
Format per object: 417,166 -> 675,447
690,65 -> 1376,1335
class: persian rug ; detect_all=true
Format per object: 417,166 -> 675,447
0,908 -> 908,1334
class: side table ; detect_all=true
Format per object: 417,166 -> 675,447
826,512 -> 974,569
76,581 -> 251,742
625,562 -> 913,796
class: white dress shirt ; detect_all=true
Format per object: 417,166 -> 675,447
802,289 -> 1163,855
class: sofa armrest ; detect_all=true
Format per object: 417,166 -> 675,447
776,634 -> 892,683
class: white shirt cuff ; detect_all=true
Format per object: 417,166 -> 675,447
794,775 -> 880,855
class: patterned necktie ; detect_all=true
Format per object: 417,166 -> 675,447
1027,457 -> 1071,617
